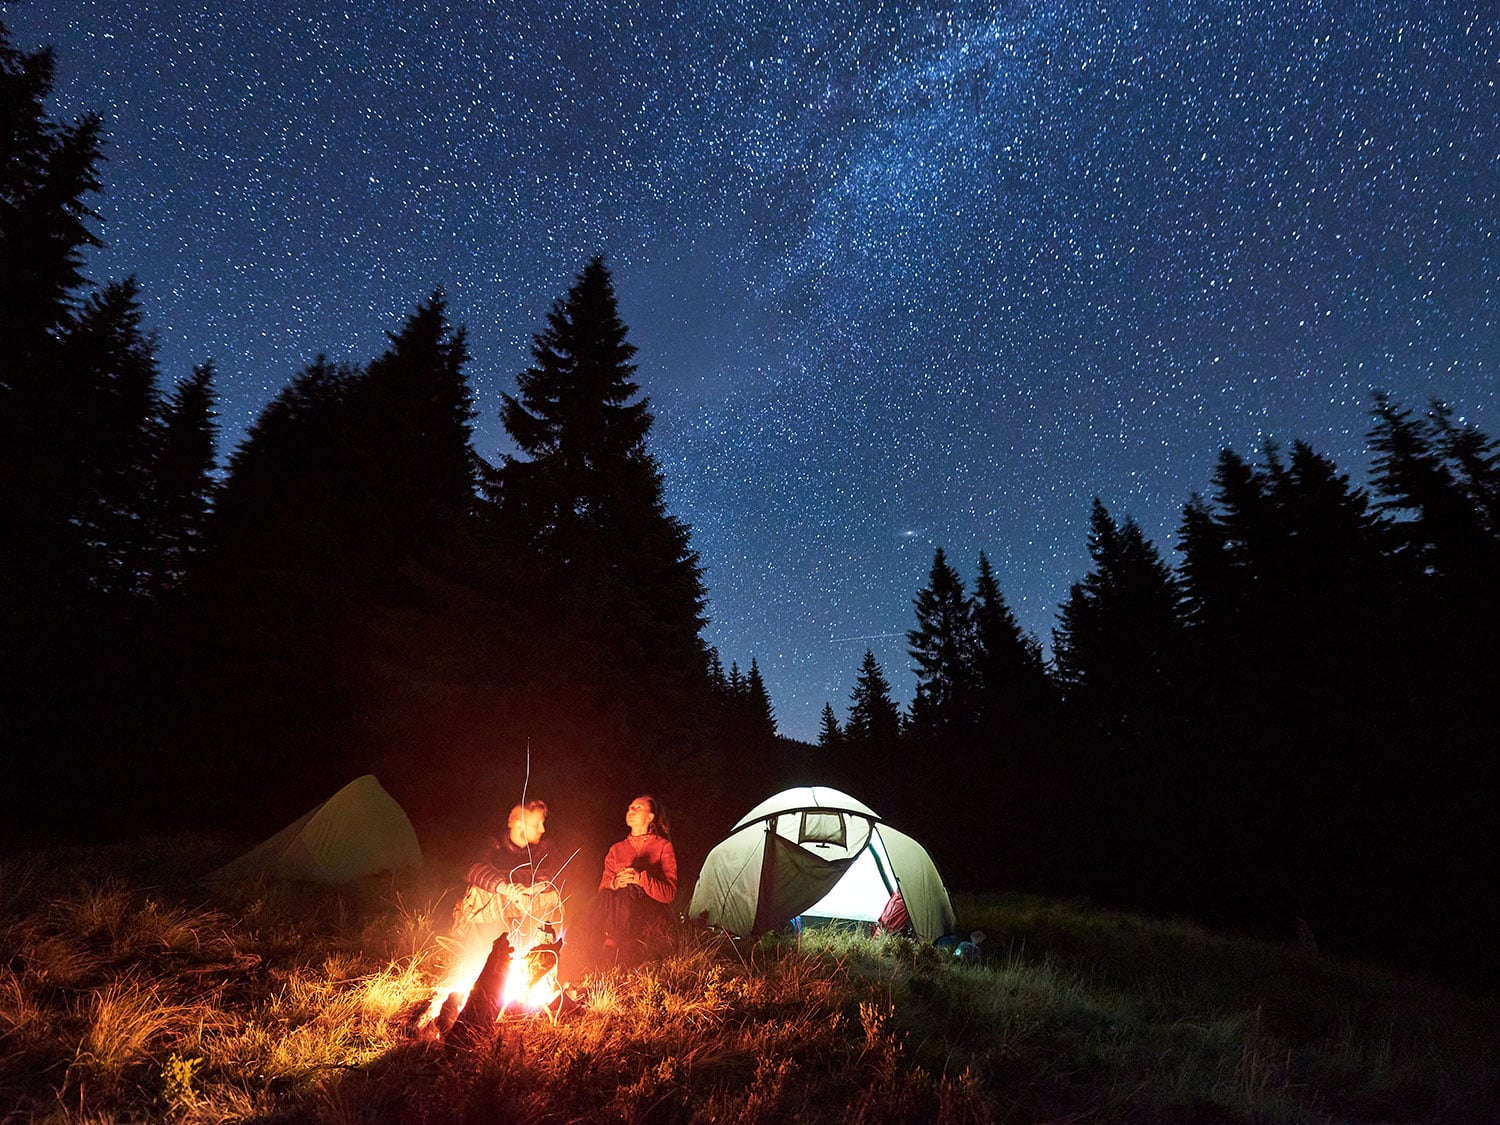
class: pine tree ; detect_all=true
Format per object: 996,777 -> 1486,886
1368,393 -> 1496,583
971,551 -> 1050,731
1427,401 -> 1500,537
817,703 -> 843,749
744,657 -> 779,743
706,648 -> 729,705
1176,491 -> 1233,631
493,257 -> 709,768
58,278 -> 162,599
0,25 -> 155,836
349,291 -> 477,546
0,23 -> 103,366
213,297 -> 474,582
0,24 -> 109,612
846,649 -> 901,752
188,296 -> 483,817
906,547 -> 976,741
1172,437 -> 1423,938
144,362 -> 217,597
209,356 -> 356,577
1052,499 -> 1184,734
497,256 -> 652,553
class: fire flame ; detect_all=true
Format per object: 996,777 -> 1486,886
506,946 -> 562,1009
424,930 -> 563,1026
422,871 -> 569,1031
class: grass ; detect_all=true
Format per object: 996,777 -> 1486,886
0,840 -> 1495,1123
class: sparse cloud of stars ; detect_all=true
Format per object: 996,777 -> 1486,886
14,0 -> 1499,738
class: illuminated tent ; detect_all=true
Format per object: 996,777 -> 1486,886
209,775 -> 422,884
688,786 -> 955,942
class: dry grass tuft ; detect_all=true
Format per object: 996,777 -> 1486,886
74,978 -> 195,1080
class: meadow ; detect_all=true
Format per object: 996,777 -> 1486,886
1,836 -> 1494,1123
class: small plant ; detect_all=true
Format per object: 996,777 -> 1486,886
159,1051 -> 201,1112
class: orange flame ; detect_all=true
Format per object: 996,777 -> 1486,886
424,930 -> 563,1025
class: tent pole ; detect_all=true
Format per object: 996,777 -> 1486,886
752,817 -> 779,934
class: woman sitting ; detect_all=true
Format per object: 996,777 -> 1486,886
598,794 -> 677,958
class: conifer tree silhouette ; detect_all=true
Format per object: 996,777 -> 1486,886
972,551 -> 1050,734
0,23 -> 103,366
1052,499 -> 1184,738
145,363 -> 218,597
493,257 -> 709,774
846,649 -> 901,754
906,547 -> 976,742
744,658 -> 779,744
817,703 -> 843,749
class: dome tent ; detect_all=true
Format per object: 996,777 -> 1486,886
209,775 -> 421,884
689,786 -> 955,942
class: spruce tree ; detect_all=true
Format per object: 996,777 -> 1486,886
972,551 -> 1050,731
0,23 -> 103,366
349,291 -> 476,547
208,356 -> 356,579
906,546 -> 976,741
0,24 -> 163,836
213,296 -> 472,585
1365,399 -> 1500,876
1052,499 -> 1184,733
189,297 -> 482,819
744,658 -> 779,744
1175,440 -> 1405,923
0,24 -> 106,611
145,362 -> 218,597
1176,491 -> 1233,632
1427,401 -> 1500,537
493,257 -> 709,771
58,278 -> 162,599
846,649 -> 901,753
817,703 -> 843,749
1368,393 -> 1496,583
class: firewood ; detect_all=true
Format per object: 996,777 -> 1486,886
445,933 -> 511,1050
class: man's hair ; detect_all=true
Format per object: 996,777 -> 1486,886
507,799 -> 548,831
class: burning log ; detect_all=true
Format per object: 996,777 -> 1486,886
521,938 -> 564,992
445,933 -> 512,1051
433,991 -> 462,1036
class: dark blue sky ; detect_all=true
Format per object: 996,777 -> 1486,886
12,0 -> 1498,740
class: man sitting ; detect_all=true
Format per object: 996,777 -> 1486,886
452,799 -> 562,949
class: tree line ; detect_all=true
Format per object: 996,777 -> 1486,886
1,24 -> 776,869
5,21 -> 1496,987
809,403 -> 1498,988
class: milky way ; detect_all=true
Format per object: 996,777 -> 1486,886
14,0 -> 1498,739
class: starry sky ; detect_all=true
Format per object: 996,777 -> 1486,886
11,0 -> 1499,741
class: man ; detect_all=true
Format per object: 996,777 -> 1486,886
452,799 -> 562,947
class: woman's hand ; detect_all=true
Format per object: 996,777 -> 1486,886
614,868 -> 639,890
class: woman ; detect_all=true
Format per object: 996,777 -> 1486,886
598,794 -> 677,955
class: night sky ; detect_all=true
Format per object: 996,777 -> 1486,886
12,0 -> 1498,740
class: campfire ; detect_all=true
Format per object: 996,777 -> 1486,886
420,879 -> 582,1043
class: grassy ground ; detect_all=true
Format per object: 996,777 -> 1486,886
1,836 -> 1495,1123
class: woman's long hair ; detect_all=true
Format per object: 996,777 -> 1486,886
637,794 -> 671,841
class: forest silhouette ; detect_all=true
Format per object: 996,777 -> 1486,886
4,21 -> 1496,991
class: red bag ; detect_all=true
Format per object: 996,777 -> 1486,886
873,891 -> 910,937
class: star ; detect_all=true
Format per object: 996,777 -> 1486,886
12,0 -> 1498,739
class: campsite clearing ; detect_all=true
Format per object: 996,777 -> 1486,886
1,835 -> 1495,1123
